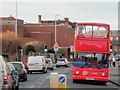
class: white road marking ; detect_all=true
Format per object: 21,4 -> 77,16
30,85 -> 35,88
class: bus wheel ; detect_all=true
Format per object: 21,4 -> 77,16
73,80 -> 77,83
99,81 -> 106,85
102,82 -> 106,85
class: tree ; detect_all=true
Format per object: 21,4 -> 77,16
57,48 -> 65,56
47,48 -> 55,54
25,45 -> 36,55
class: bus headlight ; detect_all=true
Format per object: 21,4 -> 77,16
76,71 -> 79,75
102,72 -> 105,76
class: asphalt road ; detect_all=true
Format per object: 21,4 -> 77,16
19,65 -> 119,90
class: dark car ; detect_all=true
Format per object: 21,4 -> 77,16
7,63 -> 19,90
9,62 -> 27,82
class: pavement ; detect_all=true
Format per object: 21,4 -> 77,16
109,61 -> 120,86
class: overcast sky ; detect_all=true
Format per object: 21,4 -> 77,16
0,0 -> 119,30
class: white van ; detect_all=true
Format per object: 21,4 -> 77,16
0,55 -> 7,90
27,56 -> 47,74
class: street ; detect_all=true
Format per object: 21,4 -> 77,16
0,1 -> 119,90
19,64 -> 119,89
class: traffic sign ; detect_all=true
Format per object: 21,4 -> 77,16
53,42 -> 59,52
58,74 -> 67,88
59,76 -> 65,83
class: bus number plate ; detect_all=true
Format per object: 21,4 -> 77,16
86,78 -> 94,80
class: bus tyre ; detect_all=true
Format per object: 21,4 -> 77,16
73,80 -> 77,83
102,82 -> 106,85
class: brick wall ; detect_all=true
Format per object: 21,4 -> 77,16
24,24 -> 74,48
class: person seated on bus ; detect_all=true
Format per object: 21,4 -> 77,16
76,57 -> 81,61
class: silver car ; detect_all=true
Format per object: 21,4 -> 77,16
45,58 -> 54,70
7,63 -> 19,90
56,58 -> 69,68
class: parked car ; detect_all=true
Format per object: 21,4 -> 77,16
115,55 -> 120,61
9,62 -> 27,82
27,56 -> 47,74
0,55 -> 8,90
45,58 -> 54,70
56,58 -> 69,67
7,63 -> 19,90
0,55 -> 17,90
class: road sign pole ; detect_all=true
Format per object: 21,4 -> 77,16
53,42 -> 59,54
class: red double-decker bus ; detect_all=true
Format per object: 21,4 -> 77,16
72,22 -> 110,84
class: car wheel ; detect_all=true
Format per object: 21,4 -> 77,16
56,66 -> 59,68
30,71 -> 32,74
65,65 -> 68,67
12,84 -> 15,90
51,68 -> 54,70
15,83 -> 19,90
27,71 -> 29,74
43,69 -> 47,74
23,77 -> 27,82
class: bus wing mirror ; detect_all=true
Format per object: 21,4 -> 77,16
70,22 -> 76,29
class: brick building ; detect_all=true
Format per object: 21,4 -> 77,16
0,15 -> 24,37
24,15 -> 74,57
0,15 -> 74,57
1,15 -> 119,57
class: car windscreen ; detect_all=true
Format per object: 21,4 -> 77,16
58,59 -> 65,61
11,63 -> 23,70
46,60 -> 51,62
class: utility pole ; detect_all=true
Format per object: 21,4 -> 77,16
15,0 -> 18,61
55,14 -> 57,43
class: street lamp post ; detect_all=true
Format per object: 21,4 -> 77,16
15,0 -> 18,61
54,15 -> 59,55
55,14 -> 57,43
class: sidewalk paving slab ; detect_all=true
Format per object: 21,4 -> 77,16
109,64 -> 120,86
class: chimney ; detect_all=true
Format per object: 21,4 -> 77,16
8,15 -> 14,20
38,15 -> 42,24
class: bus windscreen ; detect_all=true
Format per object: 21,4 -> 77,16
74,53 -> 109,68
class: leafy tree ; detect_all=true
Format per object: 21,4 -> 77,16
47,48 -> 55,54
25,45 -> 36,55
57,48 -> 65,56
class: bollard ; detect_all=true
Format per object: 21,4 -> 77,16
58,74 -> 67,89
50,72 -> 58,88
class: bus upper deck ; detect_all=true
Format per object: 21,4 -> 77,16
74,22 -> 110,53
